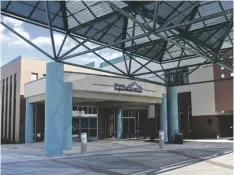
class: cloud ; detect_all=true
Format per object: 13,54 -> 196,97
1,17 -> 123,65
1,17 -> 30,46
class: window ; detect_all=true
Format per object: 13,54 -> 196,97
208,119 -> 212,125
231,73 -> 233,77
72,105 -> 77,112
167,74 -> 174,84
31,73 -> 38,81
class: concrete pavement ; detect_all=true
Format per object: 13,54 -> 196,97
1,140 -> 233,175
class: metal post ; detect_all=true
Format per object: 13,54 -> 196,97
159,130 -> 165,149
81,132 -> 87,154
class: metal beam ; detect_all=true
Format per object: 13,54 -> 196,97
134,61 -> 212,76
60,32 -> 151,60
58,16 -> 121,60
156,33 -> 232,71
216,16 -> 233,60
159,1 -> 200,29
124,53 -> 166,83
153,1 -> 160,30
1,21 -> 54,60
57,32 -> 68,58
68,35 -> 128,76
129,12 -> 136,75
45,1 -> 57,60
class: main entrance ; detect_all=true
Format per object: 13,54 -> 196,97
72,105 -> 98,141
122,110 -> 139,138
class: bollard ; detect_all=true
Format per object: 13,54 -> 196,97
81,133 -> 87,154
159,130 -> 165,149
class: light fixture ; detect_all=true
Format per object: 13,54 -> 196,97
221,74 -> 225,78
230,56 -> 233,59
221,111 -> 224,113
221,67 -> 224,70
231,73 -> 233,77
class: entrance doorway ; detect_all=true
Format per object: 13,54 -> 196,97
122,110 -> 139,138
103,110 -> 115,138
72,105 -> 98,141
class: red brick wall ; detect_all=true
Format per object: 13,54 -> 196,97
213,64 -> 233,112
191,115 -> 219,138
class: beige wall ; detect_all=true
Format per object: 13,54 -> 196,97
1,58 -> 21,142
177,65 -> 219,116
24,72 -> 165,103
1,57 -> 109,142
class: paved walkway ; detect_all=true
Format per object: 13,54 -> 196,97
1,140 -> 233,175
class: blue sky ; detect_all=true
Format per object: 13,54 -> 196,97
0,16 -> 122,67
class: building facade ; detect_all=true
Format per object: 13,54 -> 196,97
1,55 -> 233,143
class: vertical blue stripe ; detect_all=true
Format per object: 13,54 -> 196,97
25,98 -> 34,143
44,62 -> 64,157
160,93 -> 168,142
116,109 -> 122,139
167,87 -> 179,141
63,82 -> 72,150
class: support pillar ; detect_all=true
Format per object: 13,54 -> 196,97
63,82 -> 72,150
167,87 -> 179,142
25,98 -> 34,143
44,62 -> 64,157
160,93 -> 168,142
116,109 -> 122,139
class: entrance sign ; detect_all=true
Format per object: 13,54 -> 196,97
114,82 -> 142,93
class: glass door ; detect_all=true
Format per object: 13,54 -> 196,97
122,109 -> 139,138
72,105 -> 98,141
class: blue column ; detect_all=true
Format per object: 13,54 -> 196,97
25,98 -> 34,143
160,93 -> 168,142
167,87 -> 179,142
44,62 -> 64,157
63,82 -> 72,150
116,109 -> 122,139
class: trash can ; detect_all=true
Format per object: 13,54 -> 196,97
174,132 -> 183,144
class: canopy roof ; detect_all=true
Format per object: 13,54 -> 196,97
1,1 -> 233,86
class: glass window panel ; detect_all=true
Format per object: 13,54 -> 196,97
72,118 -> 80,135
89,129 -> 97,137
83,107 -> 87,114
89,118 -> 97,129
73,105 -> 77,111
93,107 -> 97,114
78,106 -> 82,112
81,118 -> 88,128
87,107 -> 92,114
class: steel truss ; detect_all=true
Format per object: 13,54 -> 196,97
1,1 -> 233,87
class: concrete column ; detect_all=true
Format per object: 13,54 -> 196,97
25,98 -> 34,143
63,82 -> 72,150
167,87 -> 179,142
44,62 -> 64,157
160,93 -> 168,142
116,109 -> 122,139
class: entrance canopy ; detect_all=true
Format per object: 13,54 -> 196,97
1,1 -> 233,86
